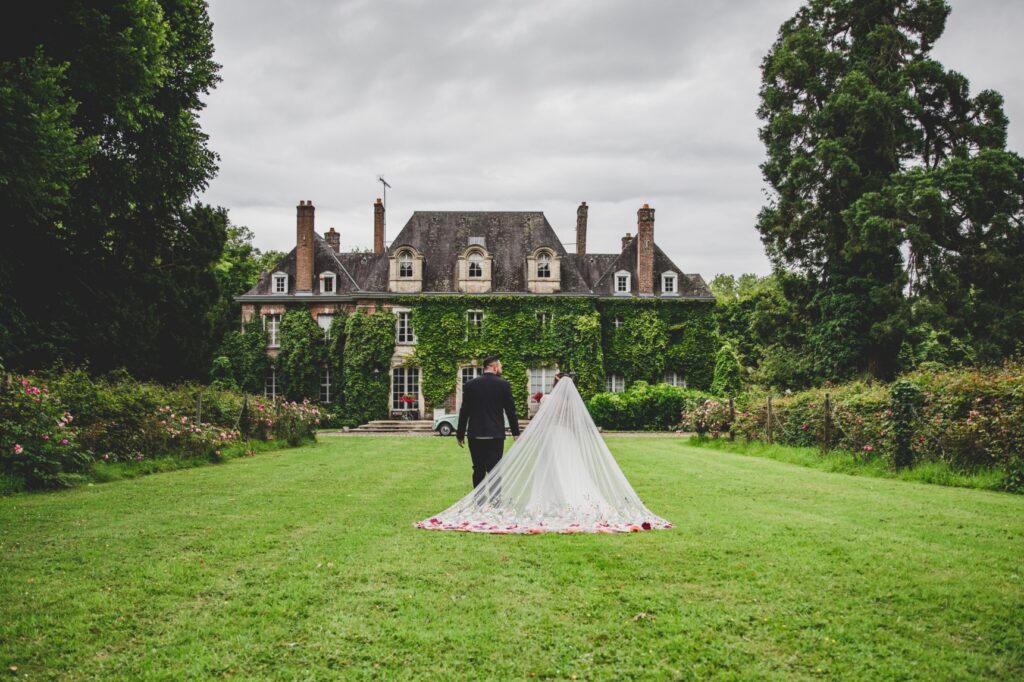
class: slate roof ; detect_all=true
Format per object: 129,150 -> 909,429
240,211 -> 713,300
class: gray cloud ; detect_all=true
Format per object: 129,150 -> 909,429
199,0 -> 1024,278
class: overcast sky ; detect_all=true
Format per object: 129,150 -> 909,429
198,0 -> 1024,278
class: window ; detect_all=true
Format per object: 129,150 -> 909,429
398,250 -> 414,278
537,311 -> 551,330
317,314 -> 334,340
529,367 -> 559,396
272,272 -> 288,294
605,374 -> 625,393
264,366 -> 278,399
662,272 -> 677,294
320,367 -> 332,403
536,252 -> 551,278
392,367 -> 420,411
613,316 -> 623,329
264,314 -> 281,348
662,371 -> 686,388
615,271 -> 631,294
468,251 -> 483,278
320,272 -> 336,293
461,366 -> 483,387
467,310 -> 484,338
395,309 -> 415,344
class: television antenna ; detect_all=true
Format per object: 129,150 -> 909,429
377,176 -> 391,243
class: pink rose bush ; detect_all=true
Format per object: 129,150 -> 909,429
1,372 -> 89,489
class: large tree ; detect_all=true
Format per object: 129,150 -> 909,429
757,0 -> 1023,379
0,0 -> 223,380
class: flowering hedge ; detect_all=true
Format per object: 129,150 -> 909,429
1,366 -> 321,492
707,364 -> 1024,492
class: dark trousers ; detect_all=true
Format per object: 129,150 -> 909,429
468,438 -> 505,488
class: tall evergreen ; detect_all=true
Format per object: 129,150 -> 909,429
758,0 -> 1023,379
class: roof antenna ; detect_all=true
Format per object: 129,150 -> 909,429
377,176 -> 391,245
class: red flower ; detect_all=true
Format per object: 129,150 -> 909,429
399,395 -> 416,405
531,392 -> 544,403
641,521 -> 652,530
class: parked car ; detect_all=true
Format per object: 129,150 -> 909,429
432,413 -> 511,436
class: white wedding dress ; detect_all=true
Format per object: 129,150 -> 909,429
415,376 -> 672,534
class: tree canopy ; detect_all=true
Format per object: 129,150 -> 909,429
757,0 -> 1024,381
0,0 -> 225,380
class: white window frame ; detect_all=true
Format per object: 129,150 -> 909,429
606,373 -> 625,393
264,314 -> 281,348
264,366 -> 278,399
468,251 -> 484,279
272,271 -> 288,294
662,371 -> 686,388
466,309 -> 484,338
661,271 -> 678,295
613,316 -> 623,329
319,271 -> 337,294
536,251 -> 552,279
461,366 -> 483,387
398,250 -> 414,278
614,270 -> 631,295
320,366 -> 332,403
392,366 -> 420,411
395,308 -> 415,345
529,367 -> 560,397
536,311 -> 551,330
317,314 -> 334,340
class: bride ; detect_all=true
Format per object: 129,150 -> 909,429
416,373 -> 672,534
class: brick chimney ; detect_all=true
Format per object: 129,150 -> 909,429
636,203 -> 655,295
621,232 -> 632,250
373,198 -> 385,256
325,226 -> 340,252
576,201 -> 588,256
296,200 -> 315,294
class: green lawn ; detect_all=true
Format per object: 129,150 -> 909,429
2,437 -> 1022,680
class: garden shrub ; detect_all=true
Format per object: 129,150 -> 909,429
727,363 -> 1024,491
0,370 -> 90,489
588,381 -> 716,431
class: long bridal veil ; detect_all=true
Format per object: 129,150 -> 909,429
416,376 -> 672,534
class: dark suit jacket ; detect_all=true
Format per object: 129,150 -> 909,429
457,372 -> 520,440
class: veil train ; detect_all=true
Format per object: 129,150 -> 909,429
415,376 -> 672,534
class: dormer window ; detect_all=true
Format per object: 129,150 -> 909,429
398,250 -> 414,278
536,252 -> 551,278
468,251 -> 484,278
319,272 -> 336,294
661,271 -> 678,295
272,272 -> 288,294
614,271 -> 631,295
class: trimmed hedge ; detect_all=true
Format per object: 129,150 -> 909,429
588,381 -> 716,431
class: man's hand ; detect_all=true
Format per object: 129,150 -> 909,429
457,437 -> 465,448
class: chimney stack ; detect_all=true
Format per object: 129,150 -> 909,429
296,200 -> 315,294
621,232 -> 633,250
575,201 -> 588,256
636,203 -> 655,295
325,226 -> 340,252
373,198 -> 385,256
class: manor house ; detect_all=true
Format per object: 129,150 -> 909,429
238,199 -> 714,418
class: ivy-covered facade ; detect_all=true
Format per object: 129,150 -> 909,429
236,200 -> 715,423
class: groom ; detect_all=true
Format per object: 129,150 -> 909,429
457,355 -> 520,487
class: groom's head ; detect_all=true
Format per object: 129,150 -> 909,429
482,355 -> 502,375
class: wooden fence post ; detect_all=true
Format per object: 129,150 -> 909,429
822,392 -> 833,452
728,397 -> 735,441
766,396 -> 774,444
196,392 -> 203,425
